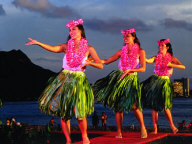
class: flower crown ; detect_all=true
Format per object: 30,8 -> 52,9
121,28 -> 136,35
66,19 -> 83,28
157,39 -> 170,45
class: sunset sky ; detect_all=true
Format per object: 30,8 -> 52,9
0,0 -> 191,86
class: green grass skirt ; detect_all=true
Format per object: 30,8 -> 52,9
92,69 -> 142,113
141,74 -> 173,112
39,69 -> 94,120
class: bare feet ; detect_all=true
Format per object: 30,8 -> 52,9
115,132 -> 122,138
151,128 -> 157,134
83,139 -> 90,144
151,131 -> 157,134
172,128 -> 178,134
115,135 -> 123,138
141,128 -> 147,138
66,141 -> 72,144
82,136 -> 90,144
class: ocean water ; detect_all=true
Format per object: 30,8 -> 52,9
0,98 -> 192,129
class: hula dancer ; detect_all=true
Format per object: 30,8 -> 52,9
142,39 -> 185,134
25,19 -> 103,144
93,28 -> 147,138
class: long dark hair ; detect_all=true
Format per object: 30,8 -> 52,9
159,39 -> 173,56
131,32 -> 140,46
67,24 -> 86,42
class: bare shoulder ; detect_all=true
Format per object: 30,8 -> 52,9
171,56 -> 179,62
88,45 -> 94,49
139,48 -> 145,52
116,49 -> 122,55
139,48 -> 146,55
87,45 -> 96,53
60,43 -> 67,52
87,45 -> 97,57
60,43 -> 67,47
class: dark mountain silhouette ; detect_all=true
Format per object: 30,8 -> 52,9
0,49 -> 56,101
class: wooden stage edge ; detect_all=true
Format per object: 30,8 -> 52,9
67,130 -> 192,144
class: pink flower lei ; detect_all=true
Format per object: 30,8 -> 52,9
154,52 -> 172,76
121,28 -> 135,35
157,39 -> 170,45
120,43 -> 139,71
66,38 -> 88,68
66,19 -> 83,28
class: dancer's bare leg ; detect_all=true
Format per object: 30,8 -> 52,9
164,108 -> 178,134
132,103 -> 147,138
78,117 -> 90,144
115,112 -> 123,138
61,118 -> 71,144
152,110 -> 158,134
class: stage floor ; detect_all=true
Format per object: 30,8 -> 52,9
69,131 -> 192,144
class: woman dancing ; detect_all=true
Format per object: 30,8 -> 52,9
26,19 -> 103,144
142,38 -> 185,134
93,28 -> 147,138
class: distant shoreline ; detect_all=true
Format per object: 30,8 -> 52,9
174,96 -> 192,98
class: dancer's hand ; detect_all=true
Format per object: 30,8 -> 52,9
120,69 -> 130,79
81,59 -> 92,70
167,62 -> 173,67
25,38 -> 38,45
87,57 -> 94,62
81,64 -> 87,71
101,59 -> 106,64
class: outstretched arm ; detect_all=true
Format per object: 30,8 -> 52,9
103,49 -> 121,64
167,57 -> 185,69
146,56 -> 156,63
25,38 -> 66,53
82,45 -> 103,69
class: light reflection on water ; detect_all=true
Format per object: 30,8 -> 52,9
0,98 -> 192,129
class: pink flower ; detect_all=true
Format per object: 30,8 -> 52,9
157,39 -> 170,45
66,38 -> 88,68
121,28 -> 136,35
66,19 -> 84,28
154,52 -> 172,76
120,43 -> 139,71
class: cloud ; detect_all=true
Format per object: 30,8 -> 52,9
12,0 -> 80,18
0,4 -> 6,16
85,17 -> 152,34
161,18 -> 192,31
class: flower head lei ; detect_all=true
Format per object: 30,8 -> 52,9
157,39 -> 170,45
121,28 -> 136,35
66,19 -> 83,28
